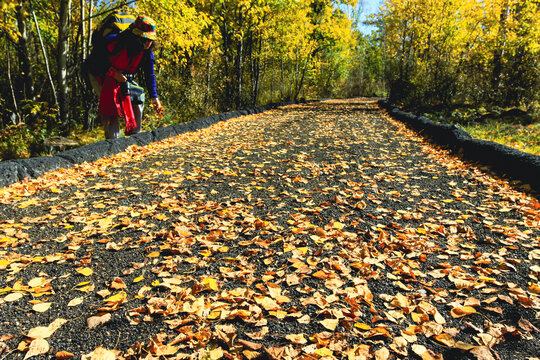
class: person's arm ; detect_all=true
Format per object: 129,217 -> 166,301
142,50 -> 164,115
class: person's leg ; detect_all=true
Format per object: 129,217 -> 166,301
101,114 -> 120,139
127,102 -> 144,135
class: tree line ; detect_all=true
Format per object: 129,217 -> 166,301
374,0 -> 539,114
0,0 -> 383,159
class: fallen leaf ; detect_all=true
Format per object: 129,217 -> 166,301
24,339 -> 49,359
55,351 -> 75,359
412,344 -> 443,360
285,334 -> 307,344
470,346 -> 496,360
76,267 -> 94,277
110,278 -> 126,290
32,303 -> 52,313
320,318 -> 339,331
81,346 -> 116,360
375,347 -> 390,360
450,306 -> 476,318
68,297 -> 84,307
238,339 -> 263,350
4,292 -> 24,302
87,313 -> 112,329
27,319 -> 67,339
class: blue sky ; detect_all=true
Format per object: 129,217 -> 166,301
358,0 -> 382,33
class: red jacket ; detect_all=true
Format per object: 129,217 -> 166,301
98,41 -> 144,133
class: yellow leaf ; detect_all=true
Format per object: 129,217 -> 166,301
333,222 -> 344,230
434,333 -> 455,347
98,217 -> 113,229
201,249 -> 212,257
0,259 -> 11,267
202,277 -> 219,291
147,251 -> 160,258
18,200 -> 39,209
76,267 -> 93,276
315,347 -> 333,357
354,323 -> 371,330
104,291 -> 127,303
133,276 -> 145,283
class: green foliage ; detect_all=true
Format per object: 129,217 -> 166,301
0,123 -> 31,160
0,100 -> 58,160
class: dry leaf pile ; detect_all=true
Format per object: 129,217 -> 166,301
0,99 -> 538,359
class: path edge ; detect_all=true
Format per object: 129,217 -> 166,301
0,101 -> 300,189
379,99 -> 540,193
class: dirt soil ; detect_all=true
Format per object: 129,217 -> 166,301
0,98 -> 538,359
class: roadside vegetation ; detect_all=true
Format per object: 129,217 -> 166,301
0,0 -> 538,160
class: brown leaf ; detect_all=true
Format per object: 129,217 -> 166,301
238,339 -> 263,350
346,344 -> 372,359
422,322 -> 444,338
519,318 -> 539,333
470,346 -> 496,360
412,344 -> 443,360
255,296 -> 280,311
265,346 -> 285,360
86,313 -> 112,329
285,334 -> 307,344
245,327 -> 268,340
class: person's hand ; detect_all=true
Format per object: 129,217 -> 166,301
113,70 -> 127,83
151,98 -> 164,118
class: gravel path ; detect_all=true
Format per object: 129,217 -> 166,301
0,98 -> 538,359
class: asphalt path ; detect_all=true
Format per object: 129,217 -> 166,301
0,98 -> 538,359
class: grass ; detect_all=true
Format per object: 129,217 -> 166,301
70,125 -> 106,146
462,120 -> 540,156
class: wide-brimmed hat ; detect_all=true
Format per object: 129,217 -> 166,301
130,15 -> 157,41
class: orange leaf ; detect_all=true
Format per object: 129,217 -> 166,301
55,351 -> 75,359
110,278 -> 127,290
450,306 -> 476,318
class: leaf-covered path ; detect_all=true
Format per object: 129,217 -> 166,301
0,99 -> 539,360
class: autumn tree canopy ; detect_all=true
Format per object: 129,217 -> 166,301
374,0 -> 540,111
